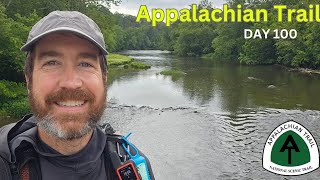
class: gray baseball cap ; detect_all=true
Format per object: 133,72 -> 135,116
21,11 -> 108,55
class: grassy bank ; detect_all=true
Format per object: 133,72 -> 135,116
130,61 -> 151,69
160,69 -> 186,81
108,54 -> 134,66
108,53 -> 150,70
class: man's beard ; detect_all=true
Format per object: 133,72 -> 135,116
29,87 -> 106,141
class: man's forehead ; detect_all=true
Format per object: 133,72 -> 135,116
35,32 -> 100,53
39,32 -> 82,40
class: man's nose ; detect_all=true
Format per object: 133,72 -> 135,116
59,67 -> 82,89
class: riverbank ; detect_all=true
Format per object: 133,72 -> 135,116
201,54 -> 320,75
286,67 -> 320,75
271,64 -> 320,75
108,53 -> 150,69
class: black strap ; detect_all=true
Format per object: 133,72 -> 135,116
104,134 -> 134,179
104,140 -> 120,180
104,134 -> 155,180
14,141 -> 41,180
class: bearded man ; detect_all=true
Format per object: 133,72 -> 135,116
0,11 -> 154,180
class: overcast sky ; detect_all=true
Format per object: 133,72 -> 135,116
110,0 -> 226,16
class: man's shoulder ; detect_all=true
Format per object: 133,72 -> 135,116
0,123 -> 16,137
0,114 -> 35,137
0,114 -> 36,162
0,154 -> 12,180
0,122 -> 17,162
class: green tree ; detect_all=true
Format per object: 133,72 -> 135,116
174,23 -> 215,56
303,22 -> 320,68
86,4 -> 118,51
239,13 -> 277,65
1,0 -> 121,18
240,38 -> 276,65
0,5 -> 40,81
212,22 -> 250,61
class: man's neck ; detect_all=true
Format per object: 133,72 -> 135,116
37,128 -> 93,155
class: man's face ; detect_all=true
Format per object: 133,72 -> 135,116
28,32 -> 106,140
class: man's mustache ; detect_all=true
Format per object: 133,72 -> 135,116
45,88 -> 95,104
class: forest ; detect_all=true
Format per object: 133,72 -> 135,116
0,0 -> 320,118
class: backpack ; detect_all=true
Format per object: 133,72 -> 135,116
0,129 -> 154,180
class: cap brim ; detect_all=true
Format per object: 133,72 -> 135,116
20,27 -> 108,55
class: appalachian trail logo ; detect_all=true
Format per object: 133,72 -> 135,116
263,121 -> 319,176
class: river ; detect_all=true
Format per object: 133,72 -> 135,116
104,50 -> 320,179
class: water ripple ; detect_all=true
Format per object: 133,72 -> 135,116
103,104 -> 320,179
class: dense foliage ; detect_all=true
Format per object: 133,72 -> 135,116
162,0 -> 320,69
0,80 -> 29,117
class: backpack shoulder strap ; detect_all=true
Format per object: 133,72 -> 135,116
103,133 -> 155,180
15,141 -> 41,180
103,134 -> 121,180
1,141 -> 42,180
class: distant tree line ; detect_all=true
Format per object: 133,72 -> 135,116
165,0 -> 320,70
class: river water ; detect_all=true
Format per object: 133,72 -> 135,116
104,50 -> 320,179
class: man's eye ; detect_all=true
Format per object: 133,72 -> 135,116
44,60 -> 59,66
79,62 -> 93,67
